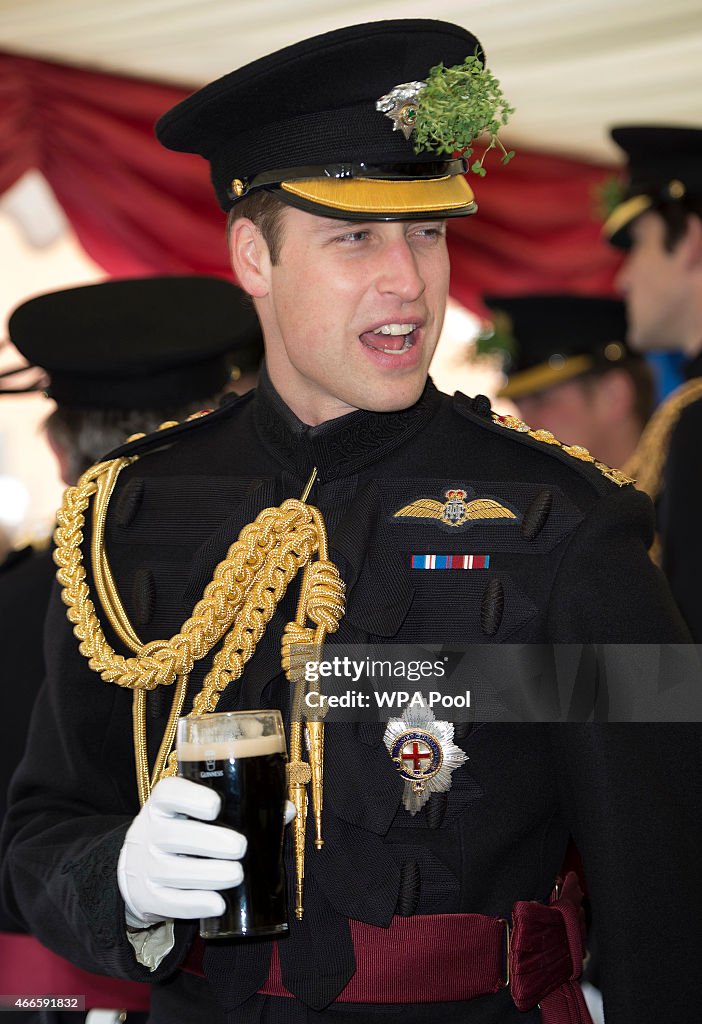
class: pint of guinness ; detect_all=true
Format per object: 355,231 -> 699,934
177,711 -> 288,939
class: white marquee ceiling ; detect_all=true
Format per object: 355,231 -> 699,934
0,0 -> 700,164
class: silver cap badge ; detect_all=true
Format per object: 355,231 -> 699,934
376,81 -> 426,140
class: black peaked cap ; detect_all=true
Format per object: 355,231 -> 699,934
156,19 -> 483,212
484,294 -> 635,399
7,276 -> 262,410
605,124 -> 702,247
611,125 -> 702,197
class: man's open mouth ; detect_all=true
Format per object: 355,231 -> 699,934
360,323 -> 418,354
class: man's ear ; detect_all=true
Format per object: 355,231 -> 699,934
229,217 -> 271,298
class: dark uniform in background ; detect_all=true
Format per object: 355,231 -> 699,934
0,546 -> 56,848
481,294 -> 654,468
1,21 -> 700,1024
0,275 -> 262,1022
477,294 -> 657,1003
604,126 -> 702,639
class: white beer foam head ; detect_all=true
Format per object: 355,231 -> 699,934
178,734 -> 286,761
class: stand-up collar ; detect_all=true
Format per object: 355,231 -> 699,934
253,364 -> 441,481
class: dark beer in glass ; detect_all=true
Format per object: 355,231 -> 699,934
177,711 -> 288,939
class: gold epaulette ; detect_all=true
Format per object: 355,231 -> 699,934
622,379 -> 702,503
121,408 -> 214,447
491,413 -> 634,487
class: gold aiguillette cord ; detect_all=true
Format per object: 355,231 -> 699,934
54,457 -> 345,919
283,468 -> 342,918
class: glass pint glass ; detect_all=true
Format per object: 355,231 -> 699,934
176,710 -> 289,939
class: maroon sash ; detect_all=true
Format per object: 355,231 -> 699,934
0,932 -> 151,1011
183,871 -> 593,1021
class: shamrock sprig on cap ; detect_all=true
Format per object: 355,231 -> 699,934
414,54 -> 515,176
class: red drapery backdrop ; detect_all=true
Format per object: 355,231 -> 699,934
0,52 -> 622,312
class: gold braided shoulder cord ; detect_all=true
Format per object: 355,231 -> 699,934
622,379 -> 702,564
491,413 -> 634,486
53,455 -> 345,918
622,379 -> 702,500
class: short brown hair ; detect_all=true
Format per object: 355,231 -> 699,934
226,191 -> 287,265
45,393 -> 228,484
656,196 -> 702,253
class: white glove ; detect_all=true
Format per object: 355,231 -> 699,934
117,776 -> 246,930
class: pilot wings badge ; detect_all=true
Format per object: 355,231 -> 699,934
393,488 -> 516,528
383,699 -> 468,815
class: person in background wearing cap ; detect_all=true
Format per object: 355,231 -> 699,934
604,125 -> 702,640
482,297 -> 655,1020
482,295 -> 654,468
4,275 -> 263,489
1,21 -> 699,1024
0,275 -> 262,1024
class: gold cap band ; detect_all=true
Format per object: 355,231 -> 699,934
280,174 -> 476,215
498,354 -> 595,400
603,193 -> 653,241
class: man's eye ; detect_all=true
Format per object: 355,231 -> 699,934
412,225 -> 446,241
336,231 -> 369,243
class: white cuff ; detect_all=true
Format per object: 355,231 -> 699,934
126,919 -> 175,971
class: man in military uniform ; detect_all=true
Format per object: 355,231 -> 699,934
482,294 -> 654,468
1,21 -> 699,1024
0,275 -> 262,1023
604,126 -> 702,638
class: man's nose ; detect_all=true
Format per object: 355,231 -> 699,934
376,239 -> 425,302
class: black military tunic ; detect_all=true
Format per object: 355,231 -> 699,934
0,546 -> 153,1023
0,543 -> 56,909
1,375 -> 697,1024
0,547 -> 56,1024
657,352 -> 702,640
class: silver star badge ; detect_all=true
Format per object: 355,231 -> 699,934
383,697 -> 468,814
376,81 -> 426,140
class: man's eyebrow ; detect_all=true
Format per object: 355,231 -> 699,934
316,219 -> 367,232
